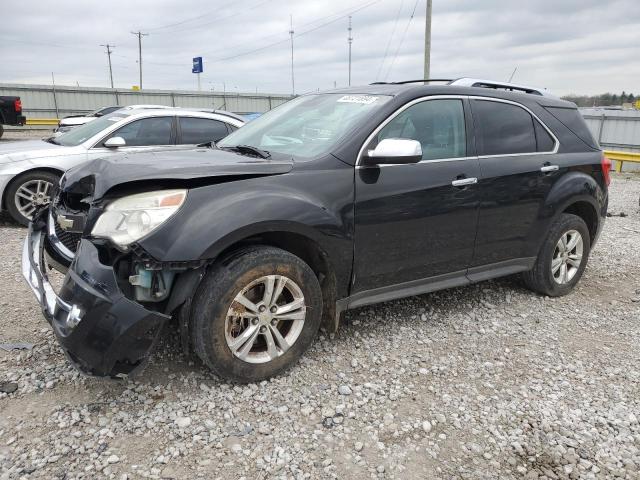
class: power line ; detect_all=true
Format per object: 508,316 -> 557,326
100,44 -> 115,88
131,31 -> 149,89
149,0 -> 273,35
208,0 -> 383,64
201,0 -> 382,58
376,0 -> 404,81
384,0 -> 420,81
146,0 -> 241,31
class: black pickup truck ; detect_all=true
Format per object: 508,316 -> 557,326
0,96 -> 26,138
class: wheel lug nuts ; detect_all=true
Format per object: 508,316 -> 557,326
270,306 -> 277,313
259,305 -> 266,312
260,326 -> 266,333
251,318 -> 259,325
271,319 -> 277,326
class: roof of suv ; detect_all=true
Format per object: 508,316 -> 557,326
325,79 -> 575,109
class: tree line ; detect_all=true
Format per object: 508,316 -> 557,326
561,92 -> 636,108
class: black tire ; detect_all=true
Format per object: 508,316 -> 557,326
0,124 -> 4,139
5,170 -> 60,226
191,246 -> 323,383
523,213 -> 591,297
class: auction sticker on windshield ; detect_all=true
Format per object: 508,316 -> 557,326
337,95 -> 379,105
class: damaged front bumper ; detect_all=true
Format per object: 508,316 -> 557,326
22,216 -> 170,377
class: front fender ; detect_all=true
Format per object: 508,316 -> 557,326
137,170 -> 354,293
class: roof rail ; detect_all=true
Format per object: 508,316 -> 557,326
370,79 -> 452,85
449,78 -> 554,97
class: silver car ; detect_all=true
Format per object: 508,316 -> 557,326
0,107 -> 244,225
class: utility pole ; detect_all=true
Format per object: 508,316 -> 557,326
348,16 -> 353,86
131,31 -> 148,89
289,15 -> 295,96
423,0 -> 432,80
100,44 -> 115,88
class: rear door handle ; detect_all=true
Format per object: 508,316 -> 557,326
451,177 -> 478,187
540,165 -> 559,173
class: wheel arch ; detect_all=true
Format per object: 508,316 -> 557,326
2,167 -> 64,210
561,200 -> 599,245
216,229 -> 339,332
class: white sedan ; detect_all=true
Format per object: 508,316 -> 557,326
0,107 -> 244,225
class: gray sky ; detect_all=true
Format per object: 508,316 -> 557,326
1,0 -> 638,96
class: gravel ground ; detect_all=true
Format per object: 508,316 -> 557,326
1,174 -> 639,480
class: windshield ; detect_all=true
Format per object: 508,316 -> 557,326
93,106 -> 121,116
218,93 -> 391,158
56,112 -> 130,147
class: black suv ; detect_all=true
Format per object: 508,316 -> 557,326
23,79 -> 610,382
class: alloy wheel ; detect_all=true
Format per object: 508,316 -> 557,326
225,274 -> 307,364
14,179 -> 53,220
551,229 -> 584,284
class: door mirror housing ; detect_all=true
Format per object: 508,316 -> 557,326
104,136 -> 126,148
362,138 -> 422,166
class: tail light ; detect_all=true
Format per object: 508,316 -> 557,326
14,99 -> 22,112
601,153 -> 611,187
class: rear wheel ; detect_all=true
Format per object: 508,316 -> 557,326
6,170 -> 59,226
191,246 -> 323,383
523,213 -> 591,296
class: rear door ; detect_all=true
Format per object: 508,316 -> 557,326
352,97 -> 481,293
469,98 -> 560,272
177,116 -> 231,145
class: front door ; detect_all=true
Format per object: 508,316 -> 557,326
353,97 -> 481,294
88,115 -> 177,160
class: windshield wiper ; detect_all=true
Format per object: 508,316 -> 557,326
44,137 -> 60,145
221,144 -> 271,159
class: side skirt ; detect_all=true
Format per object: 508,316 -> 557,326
335,257 -> 536,327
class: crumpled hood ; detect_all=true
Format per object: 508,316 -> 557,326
61,147 -> 294,200
0,139 -> 70,165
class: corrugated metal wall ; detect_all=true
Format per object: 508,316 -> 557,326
581,108 -> 640,153
0,83 -> 293,119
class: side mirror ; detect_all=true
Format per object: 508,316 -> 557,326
104,136 -> 126,148
362,138 -> 422,166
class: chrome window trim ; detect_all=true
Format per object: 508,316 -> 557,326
356,95 -> 470,167
355,94 -> 559,167
469,96 -> 560,157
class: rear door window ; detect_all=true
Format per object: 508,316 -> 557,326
472,100 -> 536,155
178,117 -> 230,144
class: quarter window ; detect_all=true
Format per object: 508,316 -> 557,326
373,99 -> 466,160
472,100 -> 556,155
179,117 -> 230,144
106,116 -> 174,146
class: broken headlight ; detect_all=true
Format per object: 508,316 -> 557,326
92,189 -> 187,247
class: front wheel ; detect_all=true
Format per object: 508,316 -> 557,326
191,246 -> 323,383
523,213 -> 591,296
6,170 -> 59,226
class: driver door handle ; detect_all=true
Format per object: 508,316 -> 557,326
451,177 -> 478,187
540,164 -> 559,173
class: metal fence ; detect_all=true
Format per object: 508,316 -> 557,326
581,108 -> 640,153
581,108 -> 640,171
0,83 -> 293,121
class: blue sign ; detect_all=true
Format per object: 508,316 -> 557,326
192,57 -> 203,74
